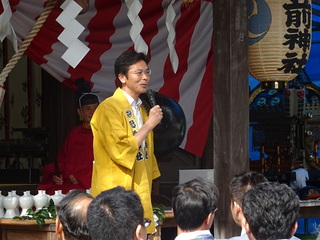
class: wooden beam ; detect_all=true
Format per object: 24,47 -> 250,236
213,0 -> 249,238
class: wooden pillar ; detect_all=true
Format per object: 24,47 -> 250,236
213,0 -> 249,238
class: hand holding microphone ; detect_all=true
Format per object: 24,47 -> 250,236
147,89 -> 157,107
146,89 -> 163,128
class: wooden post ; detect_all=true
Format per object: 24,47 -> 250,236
213,0 -> 249,238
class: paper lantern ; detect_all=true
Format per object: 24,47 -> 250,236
248,0 -> 312,87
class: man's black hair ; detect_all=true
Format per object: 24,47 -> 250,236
171,177 -> 219,231
56,189 -> 94,240
87,186 -> 144,240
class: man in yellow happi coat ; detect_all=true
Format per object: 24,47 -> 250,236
90,50 -> 163,234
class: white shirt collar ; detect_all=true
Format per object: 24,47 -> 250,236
121,89 -> 142,108
174,230 -> 213,240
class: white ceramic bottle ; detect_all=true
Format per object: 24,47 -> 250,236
58,190 -> 65,198
3,192 -> 19,218
11,190 -> 20,216
33,190 -> 49,211
19,191 -> 34,216
50,190 -> 64,205
0,191 -> 4,218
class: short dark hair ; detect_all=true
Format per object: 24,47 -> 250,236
171,177 -> 219,231
87,186 -> 144,240
242,182 -> 300,240
229,171 -> 267,206
114,50 -> 149,81
56,189 -> 94,240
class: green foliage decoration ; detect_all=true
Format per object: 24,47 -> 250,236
153,204 -> 166,223
13,199 -> 56,228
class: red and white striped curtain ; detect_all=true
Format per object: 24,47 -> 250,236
1,0 -> 213,157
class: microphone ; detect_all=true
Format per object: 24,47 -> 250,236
146,89 -> 157,107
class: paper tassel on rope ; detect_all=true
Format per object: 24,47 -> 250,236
0,0 -> 17,51
56,0 -> 90,68
0,0 -> 56,108
166,0 -> 179,73
125,0 -> 148,54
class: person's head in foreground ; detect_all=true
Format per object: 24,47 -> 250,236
55,189 -> 94,240
242,181 -> 300,240
229,171 -> 268,227
87,186 -> 149,240
171,177 -> 219,234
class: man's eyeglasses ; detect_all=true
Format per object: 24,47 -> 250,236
143,218 -> 151,228
129,69 -> 151,76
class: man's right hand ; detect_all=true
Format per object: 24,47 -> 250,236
53,174 -> 63,185
147,105 -> 163,129
134,105 -> 163,147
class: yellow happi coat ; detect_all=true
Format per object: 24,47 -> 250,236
90,88 -> 161,233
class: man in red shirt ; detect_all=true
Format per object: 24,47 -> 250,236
37,79 -> 99,194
